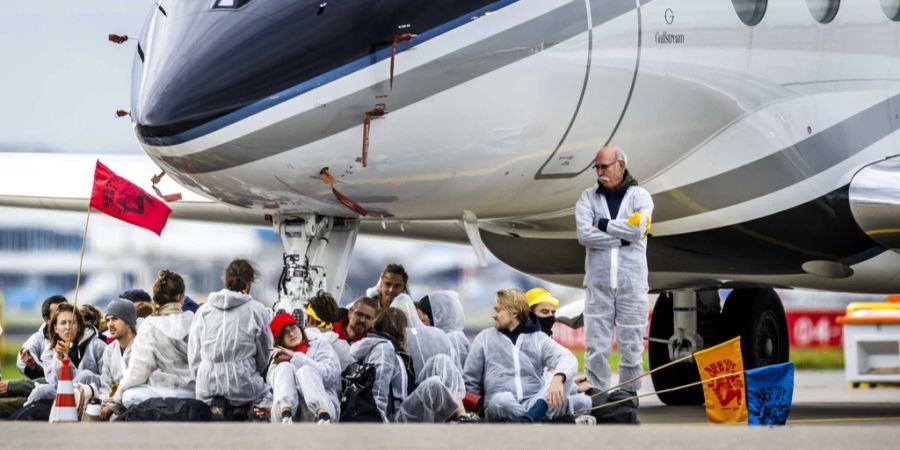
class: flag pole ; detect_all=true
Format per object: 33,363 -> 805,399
575,369 -> 748,415
73,204 -> 92,307
588,352 -> 695,400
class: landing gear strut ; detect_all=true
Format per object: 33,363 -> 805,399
273,214 -> 359,323
649,289 -> 719,405
648,287 -> 789,405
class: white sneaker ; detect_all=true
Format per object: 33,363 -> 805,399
280,409 -> 293,424
575,415 -> 597,425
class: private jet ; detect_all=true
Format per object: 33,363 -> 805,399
3,0 -> 900,404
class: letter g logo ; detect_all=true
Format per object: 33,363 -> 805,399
664,8 -> 675,25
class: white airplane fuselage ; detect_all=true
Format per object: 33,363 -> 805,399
132,0 -> 900,293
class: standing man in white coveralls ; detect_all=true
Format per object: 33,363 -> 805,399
576,145 -> 653,394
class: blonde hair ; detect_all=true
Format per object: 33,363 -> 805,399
495,288 -> 529,322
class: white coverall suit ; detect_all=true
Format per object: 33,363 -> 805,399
267,338 -> 341,422
575,179 -> 653,392
463,323 -> 578,421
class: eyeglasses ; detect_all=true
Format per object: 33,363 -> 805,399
593,161 -> 619,172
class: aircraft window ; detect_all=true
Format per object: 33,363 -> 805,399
881,0 -> 900,21
807,0 -> 839,23
213,0 -> 252,9
732,0 -> 767,26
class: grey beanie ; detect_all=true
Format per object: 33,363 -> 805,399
106,298 -> 138,333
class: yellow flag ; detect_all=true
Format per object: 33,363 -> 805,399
694,337 -> 748,424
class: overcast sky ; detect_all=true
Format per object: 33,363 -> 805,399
0,1 -> 152,153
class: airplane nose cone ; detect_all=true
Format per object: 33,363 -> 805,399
130,1 -> 505,146
130,1 -> 347,145
132,4 -> 295,144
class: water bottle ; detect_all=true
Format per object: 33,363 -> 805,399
83,398 -> 102,422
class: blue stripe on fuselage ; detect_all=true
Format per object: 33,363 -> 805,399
139,0 -> 521,147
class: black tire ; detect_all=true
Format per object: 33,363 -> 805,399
720,288 -> 790,369
648,293 -> 705,405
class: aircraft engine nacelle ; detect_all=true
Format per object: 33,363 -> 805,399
849,157 -> 900,253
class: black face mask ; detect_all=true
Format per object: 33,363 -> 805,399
537,315 -> 557,336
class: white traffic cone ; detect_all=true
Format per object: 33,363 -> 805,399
51,358 -> 78,423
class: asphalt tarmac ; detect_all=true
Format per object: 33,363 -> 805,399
2,371 -> 898,449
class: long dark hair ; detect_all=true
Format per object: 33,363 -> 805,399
153,269 -> 185,308
49,303 -> 85,348
225,259 -> 257,293
373,308 -> 407,350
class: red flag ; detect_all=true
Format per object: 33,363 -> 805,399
89,161 -> 172,235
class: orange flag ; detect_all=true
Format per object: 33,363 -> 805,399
694,337 -> 748,424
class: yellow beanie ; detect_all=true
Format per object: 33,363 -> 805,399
525,287 -> 560,308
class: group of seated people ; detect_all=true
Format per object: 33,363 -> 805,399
2,260 -> 594,424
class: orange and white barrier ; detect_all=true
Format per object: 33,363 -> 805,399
50,359 -> 78,423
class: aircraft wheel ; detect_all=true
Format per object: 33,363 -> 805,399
648,292 -> 705,405
721,288 -> 790,369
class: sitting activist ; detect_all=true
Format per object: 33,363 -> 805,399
98,298 -> 138,420
189,259 -> 272,420
1,295 -> 67,406
17,302 -> 106,419
332,296 -> 378,344
463,289 -> 577,422
525,287 -> 592,416
264,312 -> 341,424
348,308 -> 469,423
391,294 -> 458,375
303,290 -> 353,371
113,270 -> 196,408
16,295 -> 68,380
418,291 -> 470,369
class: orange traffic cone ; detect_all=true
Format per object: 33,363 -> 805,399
51,358 -> 78,423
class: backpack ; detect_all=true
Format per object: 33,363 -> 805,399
8,398 -> 53,421
590,389 -> 640,424
117,397 -> 212,422
338,361 -> 383,422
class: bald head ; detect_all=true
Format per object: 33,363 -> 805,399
593,145 -> 627,189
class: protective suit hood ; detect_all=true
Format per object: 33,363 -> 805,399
390,294 -> 458,374
427,291 -> 465,333
391,294 -> 428,330
349,333 -> 392,361
188,291 -> 272,405
306,327 -> 353,371
207,289 -> 253,311
149,310 -> 194,341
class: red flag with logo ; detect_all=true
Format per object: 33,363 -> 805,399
89,161 -> 172,235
